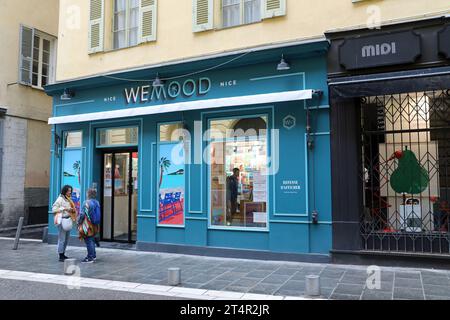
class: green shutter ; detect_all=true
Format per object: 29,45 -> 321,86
88,0 -> 104,53
262,0 -> 286,19
193,0 -> 213,33
19,25 -> 35,85
139,0 -> 157,43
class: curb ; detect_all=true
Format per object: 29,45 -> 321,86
0,269 -> 319,300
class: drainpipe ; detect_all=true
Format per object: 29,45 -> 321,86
0,107 -> 7,220
306,92 -> 323,252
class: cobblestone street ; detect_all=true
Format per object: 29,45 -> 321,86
0,239 -> 449,300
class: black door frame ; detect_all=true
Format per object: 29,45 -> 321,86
100,148 -> 138,243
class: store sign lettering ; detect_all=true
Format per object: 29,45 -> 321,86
339,31 -> 421,70
124,77 -> 211,104
362,42 -> 396,58
220,80 -> 237,87
281,180 -> 301,194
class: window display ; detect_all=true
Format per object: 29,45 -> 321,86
158,123 -> 186,226
209,116 -> 268,229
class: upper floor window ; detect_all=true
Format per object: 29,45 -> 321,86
89,0 -> 157,54
19,25 -> 56,89
222,0 -> 261,28
113,0 -> 140,49
193,0 -> 285,33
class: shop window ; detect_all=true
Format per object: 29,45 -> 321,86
158,122 -> 186,227
64,131 -> 83,148
222,0 -> 261,28
97,127 -> 138,147
157,143 -> 186,227
209,116 -> 268,229
361,90 -> 450,254
159,123 -> 184,142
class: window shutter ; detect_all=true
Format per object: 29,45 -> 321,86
88,0 -> 104,53
19,25 -> 34,85
139,0 -> 157,43
193,0 -> 213,33
262,0 -> 286,19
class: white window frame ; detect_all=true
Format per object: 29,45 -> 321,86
31,31 -> 57,90
64,131 -> 83,149
221,0 -> 262,28
113,0 -> 140,49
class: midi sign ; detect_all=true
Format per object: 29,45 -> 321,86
338,31 -> 421,70
124,77 -> 211,105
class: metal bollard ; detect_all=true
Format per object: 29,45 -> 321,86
168,268 -> 181,286
305,275 -> 321,297
64,259 -> 77,275
12,217 -> 24,250
42,227 -> 48,243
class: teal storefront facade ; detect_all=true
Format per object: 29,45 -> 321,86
45,41 -> 333,261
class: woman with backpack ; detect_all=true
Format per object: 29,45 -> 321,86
77,188 -> 101,263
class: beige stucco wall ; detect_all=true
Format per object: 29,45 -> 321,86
0,0 -> 58,200
0,0 -> 59,121
56,0 -> 450,82
25,120 -> 51,188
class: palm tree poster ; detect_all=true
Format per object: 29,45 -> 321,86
63,150 -> 82,215
158,143 -> 185,226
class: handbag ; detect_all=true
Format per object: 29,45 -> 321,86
54,213 -> 62,226
61,217 -> 73,232
78,216 -> 94,237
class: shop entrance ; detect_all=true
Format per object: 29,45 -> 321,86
101,150 -> 138,243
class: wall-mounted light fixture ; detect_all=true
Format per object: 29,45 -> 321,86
277,54 -> 291,71
152,73 -> 164,88
60,89 -> 75,101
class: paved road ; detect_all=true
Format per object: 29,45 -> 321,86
0,278 -> 183,300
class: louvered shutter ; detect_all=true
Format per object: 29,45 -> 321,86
139,0 -> 157,43
262,0 -> 286,19
19,25 -> 34,85
193,0 -> 213,33
88,0 -> 104,53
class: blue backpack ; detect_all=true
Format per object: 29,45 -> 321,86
89,200 -> 101,225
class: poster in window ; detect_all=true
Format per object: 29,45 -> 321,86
158,143 -> 185,226
244,202 -> 267,226
63,149 -> 82,215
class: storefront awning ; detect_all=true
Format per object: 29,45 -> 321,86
48,89 -> 314,125
329,66 -> 450,99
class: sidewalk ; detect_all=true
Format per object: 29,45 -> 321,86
0,239 -> 449,300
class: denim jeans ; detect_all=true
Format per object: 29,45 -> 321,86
85,236 -> 96,260
57,225 -> 70,254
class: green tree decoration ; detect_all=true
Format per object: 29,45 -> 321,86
159,157 -> 171,188
389,147 -> 429,195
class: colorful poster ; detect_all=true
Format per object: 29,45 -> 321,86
63,149 -> 82,215
158,143 -> 185,226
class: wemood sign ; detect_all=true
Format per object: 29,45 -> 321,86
124,77 -> 212,104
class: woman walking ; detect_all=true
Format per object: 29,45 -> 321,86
77,188 -> 101,263
52,185 -> 76,262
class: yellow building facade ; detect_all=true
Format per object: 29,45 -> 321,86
0,0 -> 59,227
56,0 -> 450,82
